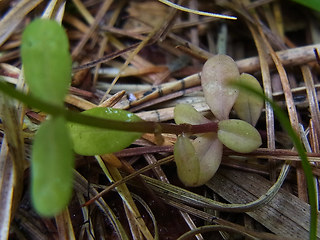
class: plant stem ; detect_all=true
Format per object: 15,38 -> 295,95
0,81 -> 218,135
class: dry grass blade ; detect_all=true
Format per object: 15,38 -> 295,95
301,66 -> 320,138
74,171 -> 129,240
0,140 -> 15,240
55,208 -> 76,240
164,199 -> 294,240
95,156 -> 154,240
247,21 -> 277,181
207,169 -> 320,239
0,95 -> 25,240
71,0 -> 114,58
0,0 -> 43,46
144,153 -> 204,240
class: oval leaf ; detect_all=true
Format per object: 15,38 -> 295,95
174,134 -> 200,187
69,107 -> 142,155
201,55 -> 240,120
174,103 -> 210,125
233,73 -> 264,126
31,117 -> 74,217
192,133 -> 223,186
21,19 -> 71,106
218,119 -> 262,153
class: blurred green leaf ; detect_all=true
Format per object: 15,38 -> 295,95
31,117 -> 74,217
21,19 -> 71,106
290,0 -> 320,11
69,107 -> 142,155
218,119 -> 262,153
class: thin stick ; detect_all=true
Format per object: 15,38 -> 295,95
158,0 -> 237,20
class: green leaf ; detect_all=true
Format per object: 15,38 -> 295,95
31,117 -> 74,217
201,55 -> 240,120
69,107 -> 142,155
192,133 -> 223,186
218,119 -> 262,153
233,73 -> 264,126
290,0 -> 320,11
21,19 -> 71,106
174,103 -> 210,125
174,135 -> 200,186
174,133 -> 222,187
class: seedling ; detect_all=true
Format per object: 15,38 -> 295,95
21,19 -> 143,216
19,20 -> 262,215
0,17 -> 311,238
173,55 -> 263,186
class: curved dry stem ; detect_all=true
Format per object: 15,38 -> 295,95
141,163 -> 290,212
177,225 -> 258,240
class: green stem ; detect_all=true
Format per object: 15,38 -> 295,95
0,81 -> 218,135
232,81 -> 317,240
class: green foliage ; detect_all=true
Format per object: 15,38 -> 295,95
31,117 -> 74,216
233,73 -> 264,126
218,119 -> 262,153
290,0 -> 320,12
21,19 -> 74,217
20,19 -> 144,217
21,19 -> 71,106
69,107 -> 142,155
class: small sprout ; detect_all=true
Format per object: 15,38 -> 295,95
201,55 -> 240,120
218,119 -> 262,153
174,103 -> 210,125
31,117 -> 74,217
233,73 -> 264,126
69,107 -> 142,155
21,19 -> 74,217
173,55 -> 263,186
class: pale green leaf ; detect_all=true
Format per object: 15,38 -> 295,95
174,133 -> 222,187
201,55 -> 240,120
218,119 -> 262,153
192,133 -> 223,186
21,19 -> 71,106
174,134 -> 200,187
69,107 -> 142,155
233,73 -> 264,126
31,117 -> 74,217
174,103 -> 210,125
